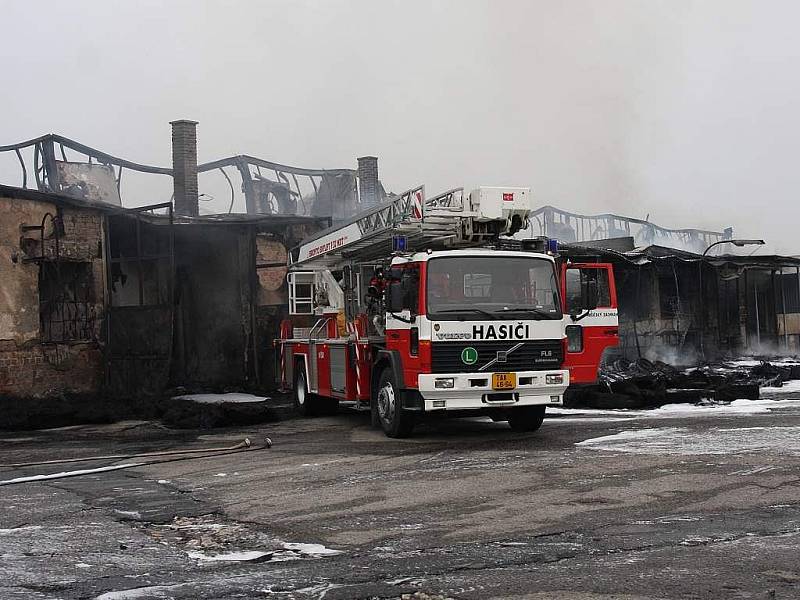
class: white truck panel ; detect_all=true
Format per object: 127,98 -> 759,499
468,186 -> 532,221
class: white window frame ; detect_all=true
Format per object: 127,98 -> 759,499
287,271 -> 316,315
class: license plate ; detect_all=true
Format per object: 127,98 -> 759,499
492,373 -> 516,390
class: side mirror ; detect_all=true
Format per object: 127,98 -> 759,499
584,279 -> 599,312
367,285 -> 381,300
387,283 -> 404,313
570,279 -> 599,322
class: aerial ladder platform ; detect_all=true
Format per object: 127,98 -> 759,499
289,185 -> 534,269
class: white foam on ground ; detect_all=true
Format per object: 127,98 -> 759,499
283,542 -> 343,557
761,380 -> 800,394
171,393 -> 268,404
95,584 -> 188,599
649,400 -> 771,415
549,408 -> 636,416
549,397 -> 800,422
577,425 -> 800,455
187,550 -> 271,562
113,510 -> 141,519
723,360 -> 763,367
0,525 -> 42,534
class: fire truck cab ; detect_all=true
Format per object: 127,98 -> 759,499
277,185 -> 618,437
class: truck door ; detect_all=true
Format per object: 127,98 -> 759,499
561,263 -> 619,385
385,263 -> 423,388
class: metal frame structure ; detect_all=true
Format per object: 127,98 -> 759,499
0,134 -> 357,217
528,205 -> 731,254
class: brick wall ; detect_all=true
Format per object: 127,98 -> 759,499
0,195 -> 106,400
357,156 -> 379,206
0,340 -> 102,398
171,119 -> 199,217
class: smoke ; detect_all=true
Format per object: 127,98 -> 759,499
1,1 -> 799,252
643,345 -> 702,368
740,341 -> 800,360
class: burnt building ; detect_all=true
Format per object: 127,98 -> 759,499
0,183 -> 324,427
0,119 -> 349,427
563,240 -> 800,363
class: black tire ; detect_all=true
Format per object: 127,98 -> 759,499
508,405 -> 546,432
374,367 -> 415,438
293,363 -> 318,417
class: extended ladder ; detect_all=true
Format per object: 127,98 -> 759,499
290,185 -> 531,268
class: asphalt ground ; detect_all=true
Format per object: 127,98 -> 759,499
1,392 -> 800,600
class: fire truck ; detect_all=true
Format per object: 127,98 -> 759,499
277,185 -> 618,437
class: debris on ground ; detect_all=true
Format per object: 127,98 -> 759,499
162,393 -> 279,428
139,514 -> 343,564
567,357 -> 800,410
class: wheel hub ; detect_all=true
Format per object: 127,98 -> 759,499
377,383 -> 395,423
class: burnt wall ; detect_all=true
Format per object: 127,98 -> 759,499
615,261 -> 724,364
0,195 -> 106,402
252,223 -> 321,387
172,226 -> 249,388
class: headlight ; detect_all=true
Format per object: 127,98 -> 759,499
546,374 -> 564,385
434,378 -> 455,389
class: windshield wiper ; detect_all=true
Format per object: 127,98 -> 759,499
434,308 -> 498,319
493,306 -> 558,320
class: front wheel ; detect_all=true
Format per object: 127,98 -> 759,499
374,368 -> 415,438
508,405 -> 546,432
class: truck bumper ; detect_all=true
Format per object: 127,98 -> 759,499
416,369 -> 569,411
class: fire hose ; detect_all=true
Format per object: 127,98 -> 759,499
0,437 -> 271,487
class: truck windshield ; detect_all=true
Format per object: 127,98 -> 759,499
426,256 -> 562,319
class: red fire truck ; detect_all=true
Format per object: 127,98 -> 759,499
277,186 -> 618,437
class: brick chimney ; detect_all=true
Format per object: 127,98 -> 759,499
357,156 -> 379,207
170,119 -> 199,217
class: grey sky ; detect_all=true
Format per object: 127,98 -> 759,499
2,1 -> 798,252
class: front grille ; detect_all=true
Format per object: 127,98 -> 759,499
431,340 -> 562,373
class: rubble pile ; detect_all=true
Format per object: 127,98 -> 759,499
568,357 -> 800,410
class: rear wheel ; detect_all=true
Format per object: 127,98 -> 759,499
294,364 -> 318,417
508,405 -> 546,432
375,367 -> 415,438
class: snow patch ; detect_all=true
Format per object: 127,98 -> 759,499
761,380 -> 800,394
549,407 -> 635,416
95,584 -> 187,599
113,510 -> 142,519
723,359 -> 763,367
577,425 -> 800,455
187,550 -> 271,562
549,397 -> 800,422
283,542 -> 343,557
650,400 -> 771,415
0,525 -> 42,534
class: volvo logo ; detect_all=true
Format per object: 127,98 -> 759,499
478,342 -> 525,372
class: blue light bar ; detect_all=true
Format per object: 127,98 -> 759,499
392,235 -> 408,252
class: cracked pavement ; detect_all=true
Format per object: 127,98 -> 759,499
1,395 -> 800,599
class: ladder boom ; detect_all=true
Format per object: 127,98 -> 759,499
291,185 -> 532,268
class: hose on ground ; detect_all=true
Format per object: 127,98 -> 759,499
0,437 -> 271,468
0,438 -> 273,487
